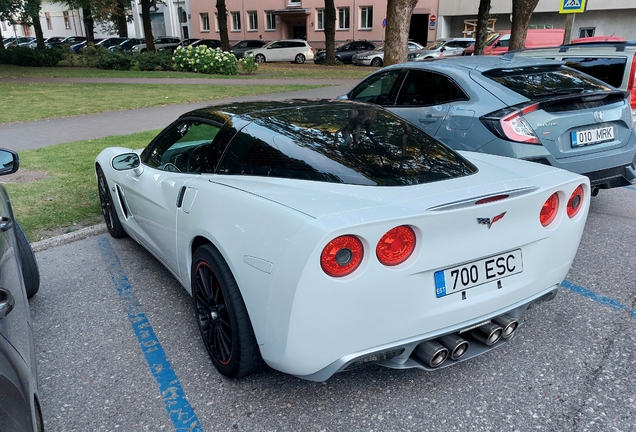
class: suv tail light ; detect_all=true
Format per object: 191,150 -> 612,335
628,53 -> 636,113
321,235 -> 364,277
481,104 -> 540,144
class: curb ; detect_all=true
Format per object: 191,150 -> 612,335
31,224 -> 108,253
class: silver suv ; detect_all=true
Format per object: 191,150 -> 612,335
515,41 -> 636,123
407,38 -> 475,61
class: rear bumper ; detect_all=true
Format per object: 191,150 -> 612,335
297,286 -> 559,382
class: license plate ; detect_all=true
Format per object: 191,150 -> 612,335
434,249 -> 523,298
571,126 -> 614,147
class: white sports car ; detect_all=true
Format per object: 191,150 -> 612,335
95,100 -> 590,381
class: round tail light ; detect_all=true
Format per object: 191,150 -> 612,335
567,185 -> 584,218
540,193 -> 559,227
320,235 -> 364,277
376,225 -> 416,266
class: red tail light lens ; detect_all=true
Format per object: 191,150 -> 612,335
540,193 -> 559,227
567,185 -> 584,218
376,226 -> 416,266
321,235 -> 364,277
499,107 -> 540,144
628,53 -> 636,111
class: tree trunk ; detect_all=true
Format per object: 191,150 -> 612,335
31,10 -> 45,50
216,0 -> 230,51
140,0 -> 155,51
323,0 -> 336,65
0,28 -> 4,49
509,0 -> 540,51
82,7 -> 94,43
474,0 -> 491,55
384,0 -> 418,66
116,0 -> 128,38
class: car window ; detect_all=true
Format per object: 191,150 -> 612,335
269,42 -> 282,49
361,42 -> 375,50
349,70 -> 403,105
235,41 -> 248,48
483,65 -> 612,98
217,108 -> 476,186
562,57 -> 627,88
396,70 -> 468,106
143,121 -> 222,173
497,34 -> 511,48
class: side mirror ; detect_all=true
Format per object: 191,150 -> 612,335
337,94 -> 349,100
112,153 -> 141,175
0,148 -> 19,176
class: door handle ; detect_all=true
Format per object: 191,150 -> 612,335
0,217 -> 12,232
0,288 -> 15,320
418,116 -> 439,124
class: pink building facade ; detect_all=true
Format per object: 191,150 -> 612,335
188,0 -> 438,49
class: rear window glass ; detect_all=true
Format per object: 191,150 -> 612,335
561,57 -> 627,88
217,105 -> 476,186
483,65 -> 611,99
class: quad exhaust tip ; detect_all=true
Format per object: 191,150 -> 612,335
493,315 -> 518,338
471,322 -> 503,346
438,334 -> 470,361
414,340 -> 449,368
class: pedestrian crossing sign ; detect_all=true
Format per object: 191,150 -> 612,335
560,0 -> 587,13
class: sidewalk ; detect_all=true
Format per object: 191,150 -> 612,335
0,77 -> 358,151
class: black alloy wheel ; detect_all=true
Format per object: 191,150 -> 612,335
97,166 -> 126,238
192,245 -> 264,378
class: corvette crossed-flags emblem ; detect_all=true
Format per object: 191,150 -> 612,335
477,212 -> 507,229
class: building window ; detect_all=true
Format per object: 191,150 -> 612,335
266,11 -> 276,30
316,9 -> 324,31
338,7 -> 350,30
231,11 -> 241,31
63,11 -> 71,30
200,13 -> 210,31
579,27 -> 595,38
178,7 -> 187,24
248,11 -> 257,31
360,6 -> 372,29
44,12 -> 53,30
214,13 -> 219,32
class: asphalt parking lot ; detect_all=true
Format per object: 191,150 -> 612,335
30,185 -> 636,431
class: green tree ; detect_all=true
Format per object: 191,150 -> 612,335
473,0 -> 491,55
509,0 -> 541,51
0,0 -> 21,49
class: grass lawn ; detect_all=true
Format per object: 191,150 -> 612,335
0,62 -> 375,80
4,131 -> 159,242
0,83 -> 323,123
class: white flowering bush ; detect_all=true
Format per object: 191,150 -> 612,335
238,55 -> 258,74
173,45 -> 239,75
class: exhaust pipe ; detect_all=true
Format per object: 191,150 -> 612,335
438,334 -> 470,361
591,187 -> 599,197
471,322 -> 503,346
493,315 -> 518,338
414,340 -> 448,368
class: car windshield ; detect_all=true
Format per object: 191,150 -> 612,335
218,104 -> 477,186
426,41 -> 446,50
485,33 -> 501,46
483,65 -> 612,99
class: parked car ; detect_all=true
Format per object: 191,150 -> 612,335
109,38 -> 145,52
231,39 -> 267,59
46,35 -> 86,48
131,37 -> 182,53
514,40 -> 636,124
245,39 -> 314,64
188,39 -> 222,50
341,55 -> 636,192
462,28 -> 565,56
7,37 -> 35,47
0,147 -> 43,431
314,40 -> 378,64
352,41 -> 425,67
407,38 -> 475,61
24,36 -> 66,49
95,99 -> 589,381
70,38 -> 105,53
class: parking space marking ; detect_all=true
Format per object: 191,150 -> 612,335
562,280 -> 636,317
625,186 -> 636,191
97,236 -> 203,432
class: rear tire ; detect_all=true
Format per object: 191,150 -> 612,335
192,244 -> 264,378
15,222 -> 39,298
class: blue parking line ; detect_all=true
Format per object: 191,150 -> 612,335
625,186 -> 636,191
97,236 -> 202,432
561,280 -> 636,317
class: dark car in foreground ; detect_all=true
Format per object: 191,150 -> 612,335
231,39 -> 267,59
0,148 -> 43,431
314,40 -> 378,64
342,54 -> 636,192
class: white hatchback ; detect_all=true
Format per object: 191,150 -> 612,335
245,39 -> 314,64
